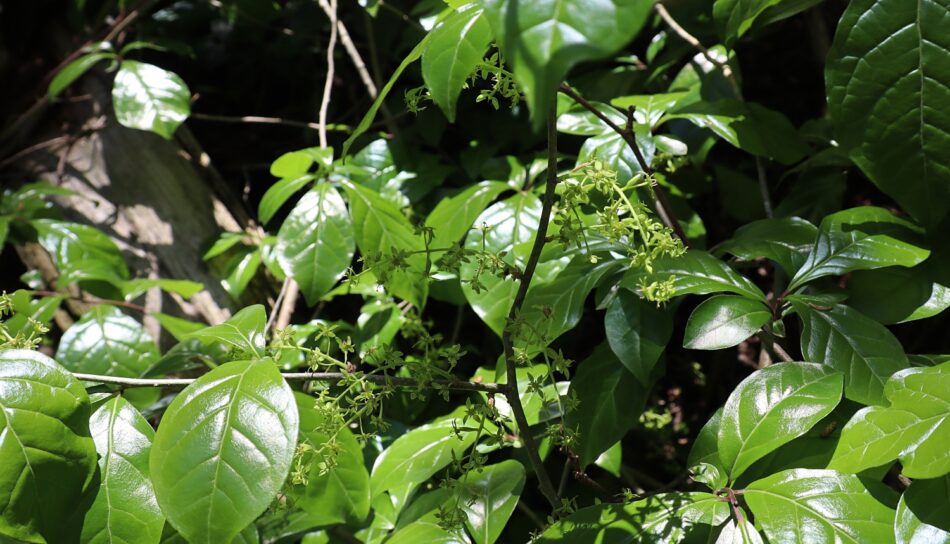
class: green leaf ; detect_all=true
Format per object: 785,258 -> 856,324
538,492 -> 730,543
258,175 -> 315,225
387,518 -> 470,544
276,184 -> 355,305
288,392 -> 370,525
121,278 -> 204,299
149,359 -> 298,544
81,396 -> 164,544
48,48 -> 116,98
565,343 -> 649,467
688,408 -> 724,470
793,302 -> 909,406
32,219 -> 128,279
828,361 -> 950,478
826,0 -> 950,227
715,518 -> 765,544
744,469 -> 896,543
896,476 -> 950,544
789,207 -> 930,290
604,290 -> 672,386
56,305 -> 159,377
0,349 -> 97,544
342,36 -> 430,157
424,181 -> 508,261
422,5 -> 492,122
623,250 -> 767,302
595,442 -> 622,477
151,312 -> 206,341
610,92 -> 690,127
480,0 -> 653,130
519,257 -> 624,350
666,99 -> 808,164
459,460 -> 525,544
221,247 -> 262,299
112,61 -> 191,139
186,304 -> 266,357
718,362 -> 843,482
715,217 -> 817,274
713,0 -> 819,48
846,266 -> 950,325
270,147 -> 332,179
684,295 -> 771,350
370,412 -> 478,497
341,179 -> 428,307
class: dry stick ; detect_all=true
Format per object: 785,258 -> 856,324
317,0 -> 378,99
274,0 -> 340,332
71,371 -> 509,393
189,113 -> 329,132
501,102 -> 562,510
557,84 -> 689,245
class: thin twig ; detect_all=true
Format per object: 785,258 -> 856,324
500,101 -> 563,510
654,3 -> 735,84
189,112 -> 346,133
0,136 -> 69,169
317,0 -> 377,99
29,290 -> 147,313
755,157 -> 773,218
266,278 -> 290,332
71,370 -> 510,393
558,83 -> 689,245
274,279 -> 299,330
318,0 -> 339,149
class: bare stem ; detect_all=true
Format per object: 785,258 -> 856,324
557,83 -> 689,245
72,370 -> 509,393
500,100 -> 563,510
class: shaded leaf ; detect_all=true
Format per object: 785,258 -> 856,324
604,290 -> 673,386
422,5 -> 492,122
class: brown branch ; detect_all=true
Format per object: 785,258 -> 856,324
500,101 -> 563,510
72,370 -> 510,393
654,3 -> 735,85
557,83 -> 689,245
29,290 -> 147,313
188,112 -> 344,133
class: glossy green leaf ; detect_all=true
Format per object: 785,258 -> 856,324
794,302 -> 908,406
32,219 -> 128,279
458,460 -> 525,544
0,349 -> 97,544
718,362 -> 843,481
520,257 -> 623,350
269,147 -> 332,179
48,48 -> 115,98
896,476 -> 950,544
604,290 -> 672,386
666,100 -> 808,164
688,408 -> 723,470
151,312 -> 206,341
684,295 -> 771,350
370,413 -> 478,497
149,359 -> 298,544
185,304 -> 266,358
288,392 -> 370,525
715,217 -> 817,274
56,305 -> 158,377
623,250 -> 767,302
538,492 -> 729,543
121,278 -> 204,300
576,124 -> 654,184
424,181 -> 508,261
258,175 -> 315,225
713,0 -> 819,48
789,207 -> 930,290
480,0 -> 653,130
422,5 -> 492,122
341,179 -> 428,307
847,266 -> 950,325
610,92 -> 689,127
829,361 -> 950,478
112,61 -> 191,139
715,518 -> 764,544
745,469 -> 896,543
595,442 -> 622,477
81,396 -> 164,544
826,0 -> 950,227
387,518 -> 470,544
565,343 -> 649,467
276,184 -> 355,305
221,246 -> 262,299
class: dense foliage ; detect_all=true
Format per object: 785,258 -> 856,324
1,0 -> 949,542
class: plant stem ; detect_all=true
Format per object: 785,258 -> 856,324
500,101 -> 563,510
557,83 -> 689,246
72,371 -> 510,393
